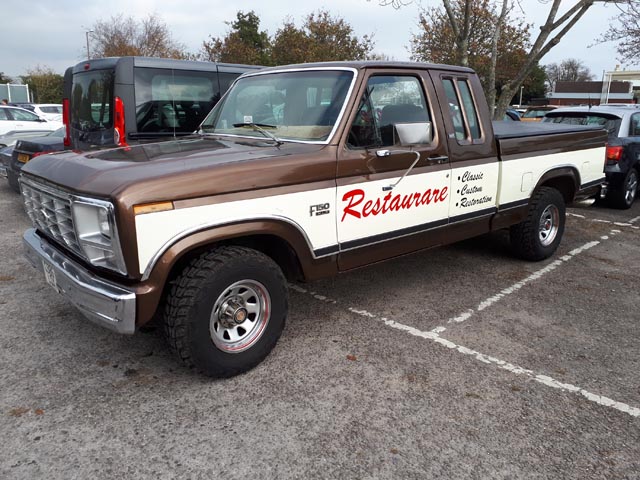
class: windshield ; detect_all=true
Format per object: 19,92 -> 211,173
542,113 -> 622,139
70,70 -> 114,132
200,69 -> 354,142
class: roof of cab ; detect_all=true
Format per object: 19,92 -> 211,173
251,60 -> 475,74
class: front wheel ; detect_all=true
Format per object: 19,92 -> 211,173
510,187 -> 566,261
164,246 -> 288,378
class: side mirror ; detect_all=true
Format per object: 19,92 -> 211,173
394,122 -> 432,146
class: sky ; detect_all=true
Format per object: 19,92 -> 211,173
0,0 -> 636,81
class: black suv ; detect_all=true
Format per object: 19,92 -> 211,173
544,105 -> 640,209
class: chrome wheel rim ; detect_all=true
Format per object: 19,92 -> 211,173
539,204 -> 559,246
624,170 -> 638,205
210,280 -> 271,353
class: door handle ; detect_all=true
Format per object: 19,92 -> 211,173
427,155 -> 448,164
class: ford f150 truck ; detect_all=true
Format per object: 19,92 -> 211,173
19,62 -> 606,377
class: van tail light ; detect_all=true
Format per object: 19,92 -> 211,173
606,145 -> 623,163
31,151 -> 47,159
114,96 -> 128,147
62,98 -> 71,147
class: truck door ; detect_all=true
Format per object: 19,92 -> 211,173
430,72 -> 499,241
336,70 -> 452,271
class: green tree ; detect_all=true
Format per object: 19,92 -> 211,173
90,13 -> 189,59
271,10 -> 374,65
0,72 -> 12,84
20,66 -> 64,103
201,11 -> 271,65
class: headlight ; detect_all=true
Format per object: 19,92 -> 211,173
71,197 -> 127,274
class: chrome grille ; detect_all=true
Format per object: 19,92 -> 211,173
21,180 -> 82,255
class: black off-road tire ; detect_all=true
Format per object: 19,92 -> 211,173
510,187 -> 566,261
607,167 -> 638,210
164,246 -> 288,378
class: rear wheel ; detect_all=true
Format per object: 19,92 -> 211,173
510,187 -> 565,261
608,167 -> 638,209
164,246 -> 288,378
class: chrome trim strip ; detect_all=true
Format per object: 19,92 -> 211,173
23,228 -> 136,334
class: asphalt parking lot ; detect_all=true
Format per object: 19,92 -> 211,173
1,180 -> 639,479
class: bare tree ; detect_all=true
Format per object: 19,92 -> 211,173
595,1 -> 640,65
90,13 -> 189,59
484,1 -> 626,118
545,58 -> 595,92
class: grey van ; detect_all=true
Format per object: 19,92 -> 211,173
63,57 -> 261,150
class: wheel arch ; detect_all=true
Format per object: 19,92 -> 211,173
533,166 -> 580,204
136,219 -> 337,326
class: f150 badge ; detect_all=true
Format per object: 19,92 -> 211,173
310,203 -> 331,217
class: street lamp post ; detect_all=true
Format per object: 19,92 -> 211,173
85,30 -> 94,60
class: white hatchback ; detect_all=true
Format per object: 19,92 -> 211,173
31,104 -> 63,122
0,106 -> 62,135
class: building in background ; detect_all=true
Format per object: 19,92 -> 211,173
548,80 -> 634,106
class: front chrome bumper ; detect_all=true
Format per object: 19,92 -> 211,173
23,228 -> 136,334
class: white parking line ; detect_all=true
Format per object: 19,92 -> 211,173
288,212 -> 640,418
441,240 -> 600,329
289,284 -> 640,418
567,212 -> 640,230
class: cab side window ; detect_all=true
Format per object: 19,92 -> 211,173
347,75 -> 431,148
443,78 -> 482,142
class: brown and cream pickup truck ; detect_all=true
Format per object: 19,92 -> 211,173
19,61 -> 606,377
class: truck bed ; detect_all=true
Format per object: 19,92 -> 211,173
492,121 -> 608,157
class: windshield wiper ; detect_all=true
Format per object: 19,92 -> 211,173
233,122 -> 283,146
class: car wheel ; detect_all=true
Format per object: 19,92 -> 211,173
164,246 -> 288,378
608,167 -> 638,210
510,186 -> 566,261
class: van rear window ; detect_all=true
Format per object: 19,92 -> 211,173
71,70 -> 114,131
134,67 -> 222,134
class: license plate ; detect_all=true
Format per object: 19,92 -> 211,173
17,153 -> 30,163
42,260 -> 58,292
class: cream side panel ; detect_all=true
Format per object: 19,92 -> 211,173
449,162 -> 499,218
336,170 -> 450,243
135,187 -> 337,275
499,147 -> 605,205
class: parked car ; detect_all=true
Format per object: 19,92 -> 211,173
0,105 -> 62,135
521,105 -> 558,122
8,103 -> 61,120
543,105 -> 640,208
31,104 -> 63,122
502,108 -> 522,121
0,129 -> 62,147
6,127 -> 65,193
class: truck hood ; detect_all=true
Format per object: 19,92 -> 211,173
21,135 -> 329,204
